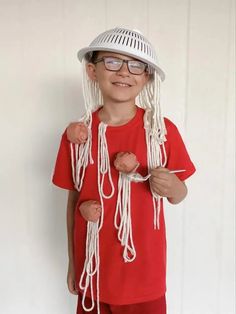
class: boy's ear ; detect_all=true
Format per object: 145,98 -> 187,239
143,71 -> 150,85
145,72 -> 150,82
86,63 -> 97,81
145,65 -> 153,82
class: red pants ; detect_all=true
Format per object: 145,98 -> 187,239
76,295 -> 166,314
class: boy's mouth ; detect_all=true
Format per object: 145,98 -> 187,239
112,82 -> 132,87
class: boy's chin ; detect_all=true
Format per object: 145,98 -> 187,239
108,92 -> 138,103
109,96 -> 135,104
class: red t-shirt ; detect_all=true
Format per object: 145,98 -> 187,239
52,107 -> 195,305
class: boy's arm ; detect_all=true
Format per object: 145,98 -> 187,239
66,190 -> 79,294
150,167 -> 187,204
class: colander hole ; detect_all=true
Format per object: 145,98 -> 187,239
96,35 -> 102,43
126,36 -> 130,46
110,34 -> 116,43
130,38 -> 133,47
114,35 -> 120,43
143,43 -> 146,53
102,34 -> 110,43
107,33 -> 113,43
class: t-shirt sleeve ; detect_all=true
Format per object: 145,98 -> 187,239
164,118 -> 196,181
52,130 -> 75,190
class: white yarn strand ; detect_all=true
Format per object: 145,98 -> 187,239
114,173 -> 136,262
70,124 -> 93,192
79,222 -> 99,312
141,72 -> 167,229
82,59 -> 103,114
114,168 -> 154,262
71,78 -> 102,312
79,122 -> 115,314
97,122 -> 115,200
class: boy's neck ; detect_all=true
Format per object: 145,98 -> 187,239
98,103 -> 137,126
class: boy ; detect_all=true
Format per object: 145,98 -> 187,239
52,27 -> 196,314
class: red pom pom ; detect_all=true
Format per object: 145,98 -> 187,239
114,152 -> 139,173
67,122 -> 88,144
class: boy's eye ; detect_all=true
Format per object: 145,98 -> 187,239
106,58 -> 122,65
129,62 -> 143,69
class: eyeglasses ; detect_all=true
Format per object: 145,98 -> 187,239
94,56 -> 148,75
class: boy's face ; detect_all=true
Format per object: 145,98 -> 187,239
86,52 -> 149,105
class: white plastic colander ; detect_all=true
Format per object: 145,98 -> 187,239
77,27 -> 165,81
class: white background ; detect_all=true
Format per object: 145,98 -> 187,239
0,0 -> 235,313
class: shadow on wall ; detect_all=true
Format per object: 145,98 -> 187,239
46,73 -> 84,254
23,75 -> 84,303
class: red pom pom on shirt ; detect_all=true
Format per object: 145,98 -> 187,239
114,152 -> 139,173
66,122 -> 88,144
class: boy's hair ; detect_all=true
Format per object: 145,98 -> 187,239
87,51 -> 99,63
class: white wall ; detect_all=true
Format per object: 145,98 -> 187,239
0,1 -> 235,313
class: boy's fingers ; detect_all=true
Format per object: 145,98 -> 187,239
150,167 -> 169,175
150,168 -> 171,181
68,279 -> 78,295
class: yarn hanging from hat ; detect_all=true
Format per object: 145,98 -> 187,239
138,71 -> 167,228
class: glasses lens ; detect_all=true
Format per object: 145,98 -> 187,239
128,61 -> 146,75
102,57 -> 147,75
104,57 -> 122,71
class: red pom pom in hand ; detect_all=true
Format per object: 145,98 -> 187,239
67,122 -> 88,144
114,152 -> 139,173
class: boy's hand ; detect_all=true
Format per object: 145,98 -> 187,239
67,262 -> 78,295
149,167 -> 187,204
66,122 -> 88,144
79,200 -> 102,222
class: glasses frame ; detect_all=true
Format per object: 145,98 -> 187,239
93,56 -> 148,75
